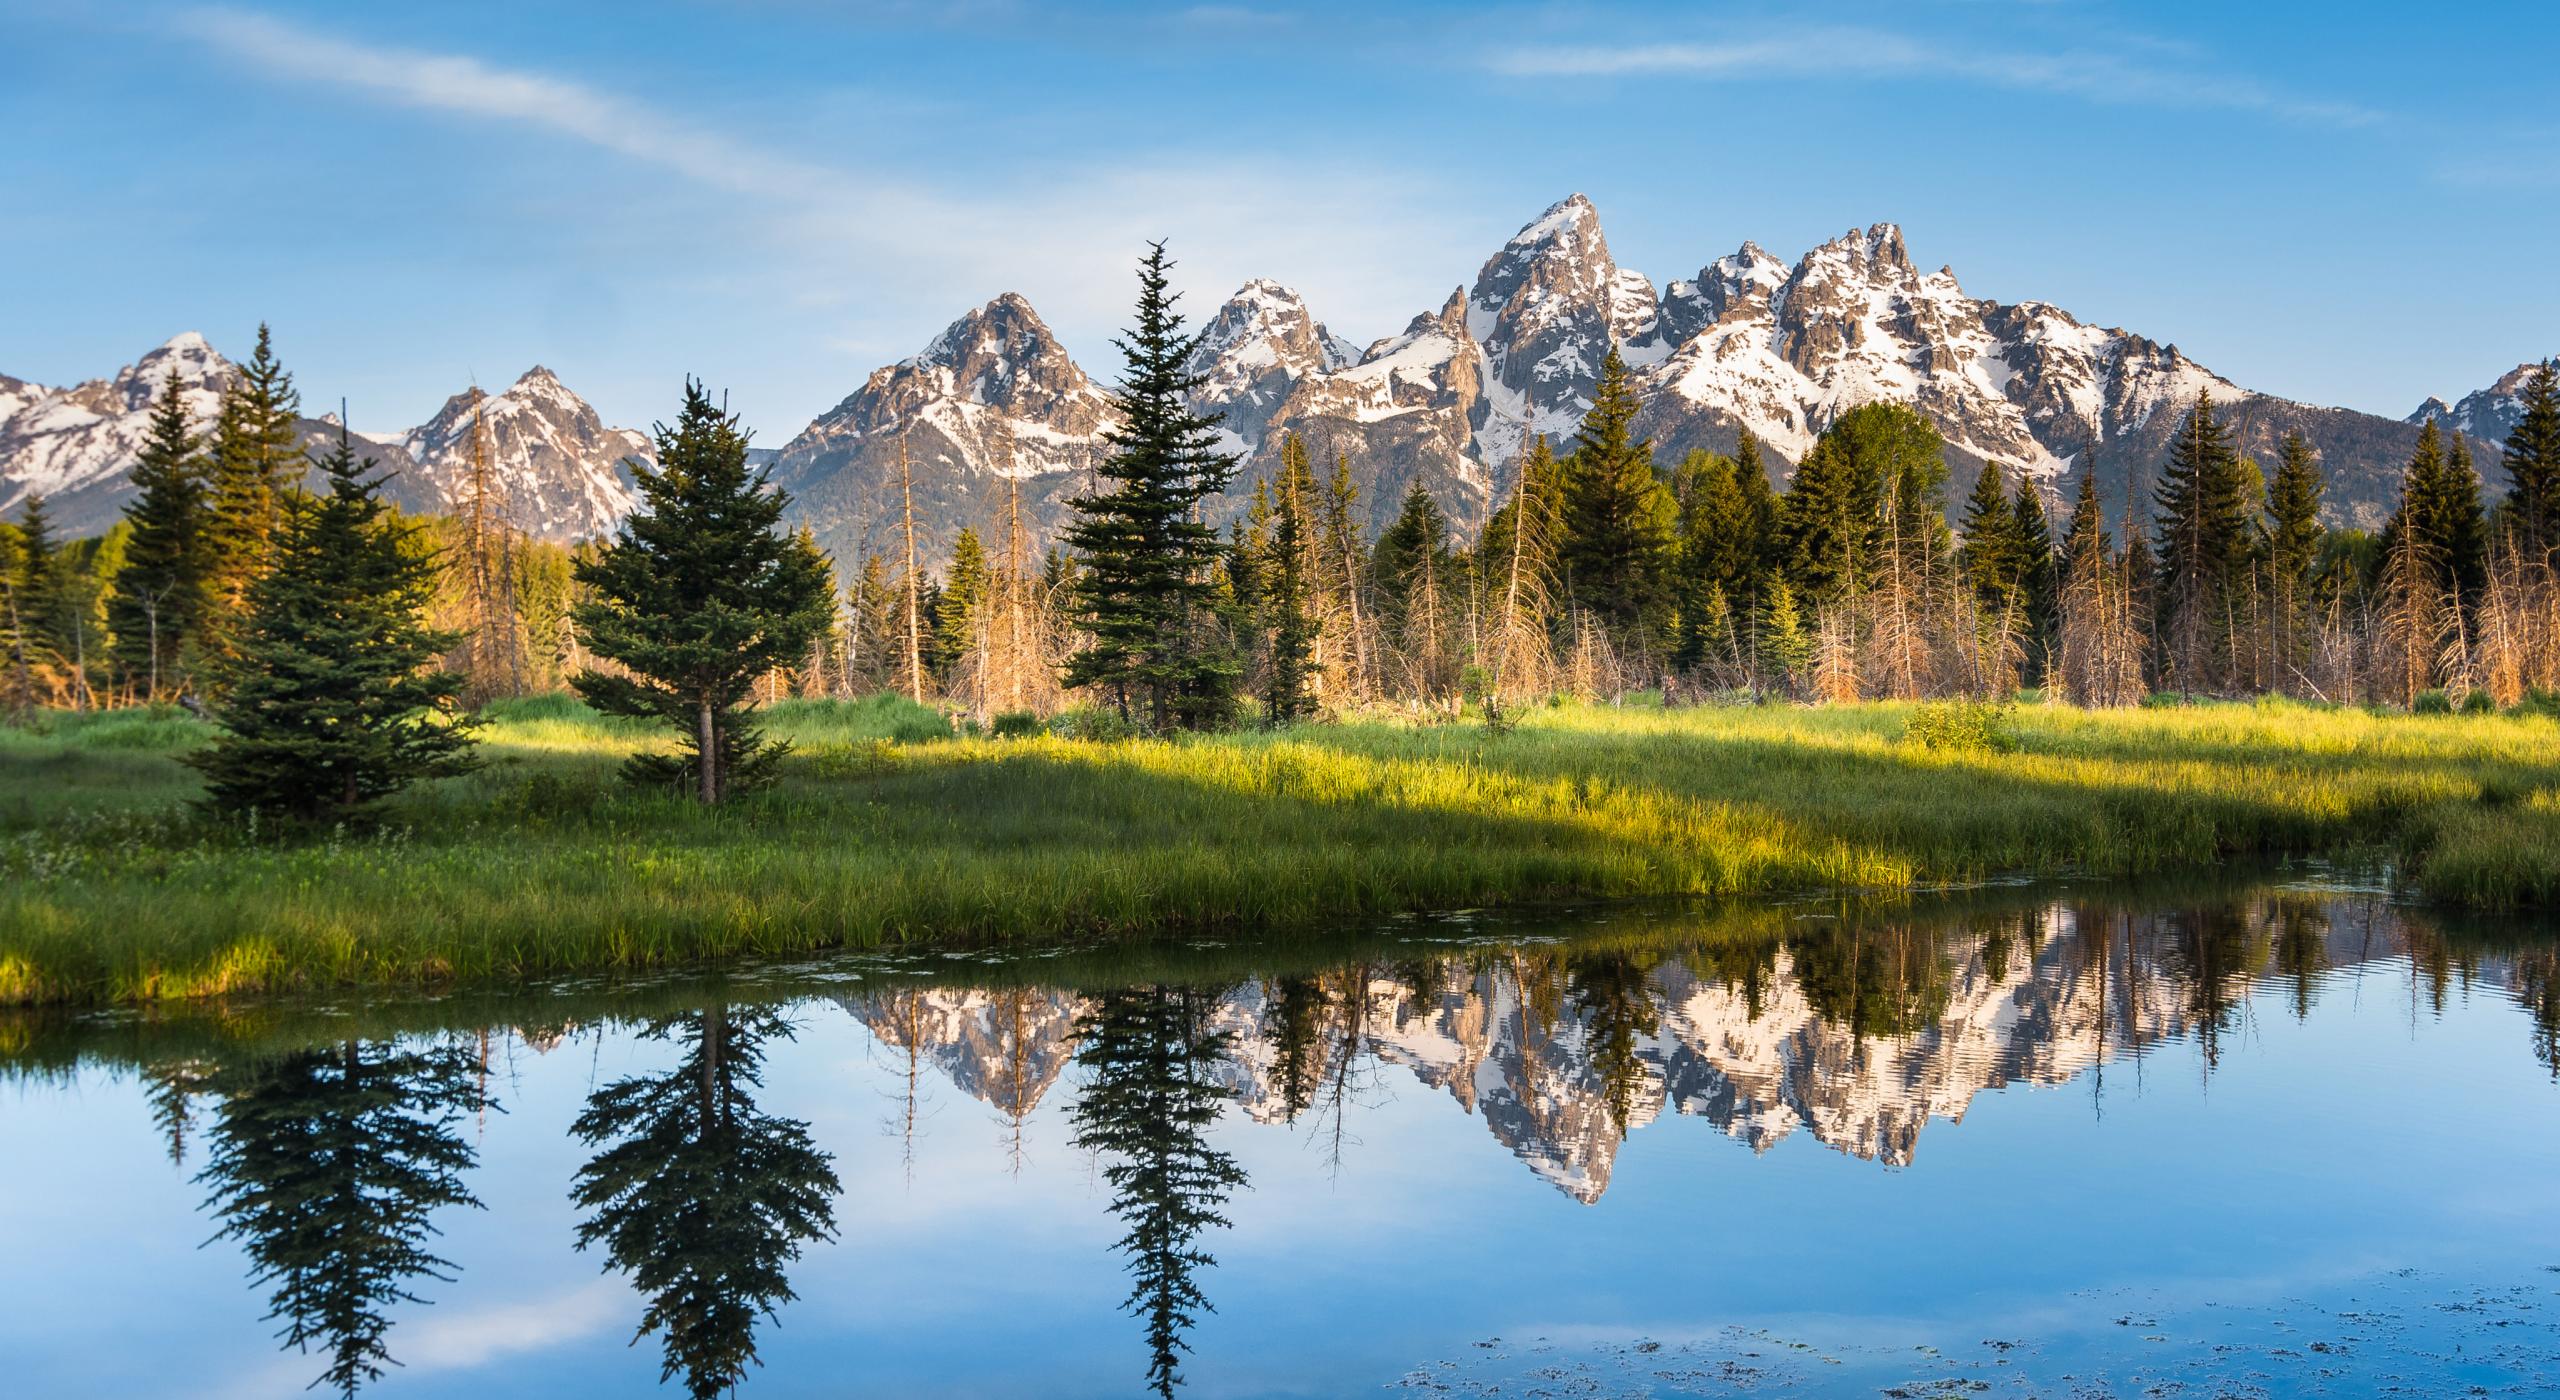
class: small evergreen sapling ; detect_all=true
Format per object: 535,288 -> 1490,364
572,380 -> 833,803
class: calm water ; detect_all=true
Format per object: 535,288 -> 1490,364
7,881 -> 2560,1399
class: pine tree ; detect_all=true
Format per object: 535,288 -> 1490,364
8,494 -> 60,689
2151,392 -> 2257,694
1670,447 -> 1773,674
1757,578 -> 1812,696
1958,461 -> 2018,607
1261,484 -> 1318,724
2376,419 -> 2487,621
2437,431 -> 2489,611
1557,346 -> 1673,641
203,324 -> 303,623
931,525 -> 990,683
572,381 -> 834,804
2009,477 -> 2057,675
2263,431 -> 2325,693
572,1008 -> 839,1400
847,553 -> 899,693
110,369 -> 214,700
2503,360 -> 2560,562
1069,984 -> 1247,1400
1063,243 -> 1243,730
1371,480 -> 1455,700
188,432 -> 477,825
197,1038 -> 491,1399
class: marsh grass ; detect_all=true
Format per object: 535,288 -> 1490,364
4,694 -> 2556,1006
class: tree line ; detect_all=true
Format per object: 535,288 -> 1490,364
7,254 -> 2559,823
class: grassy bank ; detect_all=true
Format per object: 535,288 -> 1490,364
4,694 -> 2557,1006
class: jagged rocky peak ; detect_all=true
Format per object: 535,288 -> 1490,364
394,366 -> 648,543
1660,240 -> 1789,343
899,291 -> 1098,424
1469,194 -> 1664,419
0,332 -> 251,529
1184,279 -> 1356,450
2411,360 -> 2549,449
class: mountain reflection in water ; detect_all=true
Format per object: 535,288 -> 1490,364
8,880 -> 2560,1398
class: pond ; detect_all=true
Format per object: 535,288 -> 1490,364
6,878 -> 2560,1398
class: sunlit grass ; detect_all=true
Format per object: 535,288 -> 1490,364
3,693 -> 2555,1006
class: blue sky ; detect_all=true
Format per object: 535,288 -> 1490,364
3,1 -> 2554,441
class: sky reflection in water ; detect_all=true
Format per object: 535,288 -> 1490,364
5,880 -> 2559,1398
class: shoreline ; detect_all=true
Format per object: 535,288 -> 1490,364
4,696 -> 2555,1008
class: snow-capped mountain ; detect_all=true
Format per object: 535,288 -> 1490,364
0,334 -> 297,534
1183,277 -> 1356,454
813,896 -> 2488,1204
771,292 -> 1114,567
396,367 -> 649,543
0,334 -> 647,541
2411,360 -> 2551,449
769,192 -> 2476,548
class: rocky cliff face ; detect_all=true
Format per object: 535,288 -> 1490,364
0,334 -> 647,540
2412,360 -> 2550,450
395,367 -> 648,543
770,292 -> 1114,569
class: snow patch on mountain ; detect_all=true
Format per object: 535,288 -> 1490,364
395,366 -> 649,543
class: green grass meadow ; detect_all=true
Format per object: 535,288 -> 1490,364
5,694 -> 2557,1006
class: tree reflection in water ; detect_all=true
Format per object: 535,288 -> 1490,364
571,1005 -> 839,1400
196,1037 -> 491,1397
1069,983 -> 1248,1399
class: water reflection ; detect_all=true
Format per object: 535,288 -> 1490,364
11,883 -> 2560,1396
570,1006 -> 839,1400
195,1039 -> 491,1397
1068,985 -> 1246,1399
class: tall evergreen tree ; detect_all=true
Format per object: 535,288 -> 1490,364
1261,484 -> 1318,724
1958,460 -> 2019,608
847,553 -> 899,692
1779,402 -> 1942,601
2151,392 -> 2258,693
572,1008 -> 840,1400
9,493 -> 60,673
572,381 -> 834,803
111,368 -> 214,699
204,324 -> 304,620
2502,360 -> 2560,561
1557,346 -> 1674,638
1670,447 -> 1774,674
197,1038 -> 491,1398
2009,477 -> 2057,668
2263,431 -> 2325,688
2376,419 -> 2487,620
931,525 -> 990,682
1064,243 -> 1243,730
1069,984 -> 1247,1400
187,432 -> 476,825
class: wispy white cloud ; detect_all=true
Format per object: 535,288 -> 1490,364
167,4 -> 1473,370
1487,25 -> 2380,129
177,7 -> 854,200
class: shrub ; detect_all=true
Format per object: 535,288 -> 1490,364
1901,700 -> 2020,755
1049,707 -> 1138,743
2460,689 -> 2497,715
989,711 -> 1043,739
2413,690 -> 2454,715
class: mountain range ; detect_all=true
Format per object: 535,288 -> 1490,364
813,898 -> 2495,1204
0,335 -> 649,541
6,196 -> 2542,562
